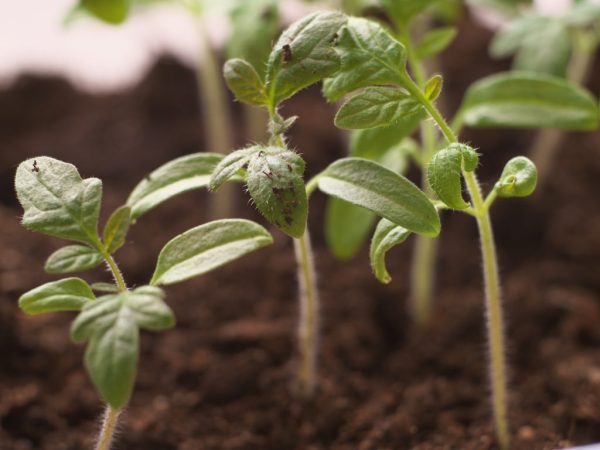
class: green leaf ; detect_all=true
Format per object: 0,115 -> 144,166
369,218 -> 411,283
460,72 -> 599,130
15,157 -> 102,246
318,158 -> 440,237
45,245 -> 104,274
209,146 -> 260,191
265,11 -> 346,105
381,0 -> 438,26
513,20 -> 570,77
80,0 -> 129,24
246,148 -> 308,238
19,278 -> 95,314
489,15 -> 547,58
223,59 -> 268,105
414,27 -> 457,59
324,130 -> 417,261
424,74 -> 443,102
335,86 -> 424,129
322,17 -> 406,101
227,0 -> 279,77
91,282 -> 119,293
71,286 -> 174,409
103,205 -> 131,254
151,219 -> 273,286
427,143 -> 479,210
325,198 -> 375,260
127,153 -> 222,220
495,156 -> 537,198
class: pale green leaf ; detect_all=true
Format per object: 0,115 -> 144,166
45,245 -> 104,274
381,0 -> 438,26
322,17 -> 406,101
209,146 -> 260,191
81,0 -> 129,24
265,11 -> 346,105
490,15 -> 547,58
91,282 -> 119,293
335,86 -> 424,129
415,27 -> 457,59
325,198 -> 375,260
318,158 -> 440,237
424,74 -> 443,101
103,205 -> 131,254
460,72 -> 599,130
427,144 -> 479,210
15,157 -> 102,246
227,0 -> 279,77
151,219 -> 273,286
369,218 -> 411,283
246,148 -> 307,238
71,286 -> 174,409
495,156 -> 537,197
513,20 -> 570,77
565,1 -> 600,26
127,153 -> 222,220
19,278 -> 95,315
223,59 -> 268,105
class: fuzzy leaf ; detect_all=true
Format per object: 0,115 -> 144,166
19,278 -> 95,315
15,157 -> 102,246
91,282 -> 119,293
415,27 -> 457,59
71,286 -> 174,409
318,158 -> 440,237
322,17 -> 406,101
127,153 -> 222,220
495,156 -> 537,198
209,147 -> 260,191
103,205 -> 130,253
80,0 -> 128,24
223,59 -> 268,105
246,148 -> 308,238
369,218 -> 411,283
424,75 -> 443,101
265,11 -> 346,105
335,86 -> 424,129
461,72 -> 599,130
427,144 -> 479,210
151,219 -> 273,286
45,245 -> 104,274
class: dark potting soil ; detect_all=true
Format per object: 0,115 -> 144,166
1,15 -> 600,450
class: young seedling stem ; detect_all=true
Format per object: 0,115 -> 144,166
399,25 -> 441,328
402,72 -> 510,449
95,406 -> 120,450
196,20 -> 236,218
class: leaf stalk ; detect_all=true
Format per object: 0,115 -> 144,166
94,406 -> 120,450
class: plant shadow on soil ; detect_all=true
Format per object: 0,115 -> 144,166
1,16 -> 600,450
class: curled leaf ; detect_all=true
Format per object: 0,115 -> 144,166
370,218 -> 411,284
209,147 -> 260,192
495,156 -> 537,198
427,144 -> 479,210
223,59 -> 267,105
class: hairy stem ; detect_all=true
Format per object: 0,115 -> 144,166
407,74 -> 510,448
197,20 -> 235,218
95,406 -> 120,450
463,171 -> 510,450
293,230 -> 319,397
530,31 -> 596,188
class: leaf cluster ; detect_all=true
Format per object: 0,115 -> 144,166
15,156 -> 273,409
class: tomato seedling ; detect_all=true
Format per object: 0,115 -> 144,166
14,156 -> 272,449
313,11 -> 598,448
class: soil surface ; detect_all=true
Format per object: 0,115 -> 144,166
1,13 -> 600,450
